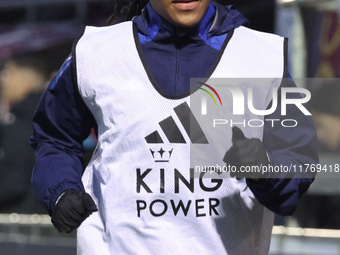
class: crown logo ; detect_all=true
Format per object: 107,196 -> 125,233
149,147 -> 174,162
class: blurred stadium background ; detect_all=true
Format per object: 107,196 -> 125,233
1,0 -> 340,254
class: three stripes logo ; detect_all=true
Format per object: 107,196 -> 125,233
145,102 -> 208,162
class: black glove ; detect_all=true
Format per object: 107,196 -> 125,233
51,189 -> 98,233
223,126 -> 269,179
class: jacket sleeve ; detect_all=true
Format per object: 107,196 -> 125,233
246,76 -> 319,216
30,55 -> 97,215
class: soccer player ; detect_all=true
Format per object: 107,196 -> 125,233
30,1 -> 318,254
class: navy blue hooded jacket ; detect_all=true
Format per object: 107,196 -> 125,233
30,1 -> 318,215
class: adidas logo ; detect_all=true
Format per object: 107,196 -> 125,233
145,102 -> 208,162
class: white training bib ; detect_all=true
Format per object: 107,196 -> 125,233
75,21 -> 285,255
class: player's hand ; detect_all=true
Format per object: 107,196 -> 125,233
51,189 -> 98,233
223,126 -> 269,179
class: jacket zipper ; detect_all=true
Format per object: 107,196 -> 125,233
175,47 -> 181,94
